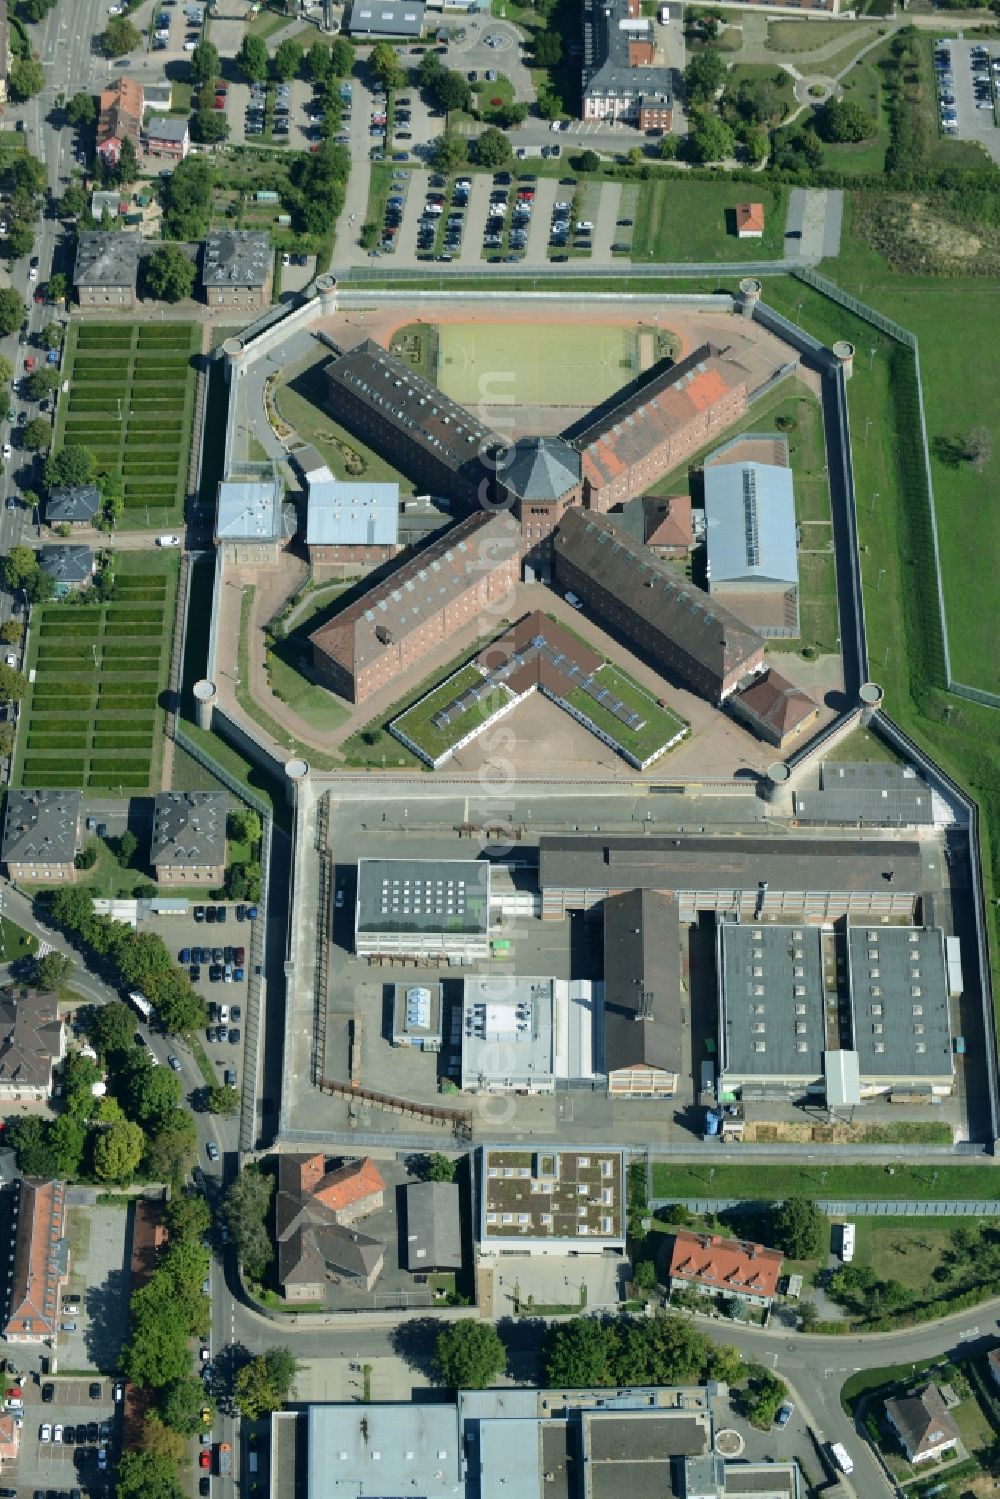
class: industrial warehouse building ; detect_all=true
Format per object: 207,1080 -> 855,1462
459,975 -> 597,1094
602,889 -> 684,1099
355,858 -> 491,961
305,477 -> 400,568
795,761 -> 937,826
704,460 -> 799,637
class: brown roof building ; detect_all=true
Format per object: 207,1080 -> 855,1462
1,1178 -> 70,1343
97,78 -> 143,165
553,507 -> 765,703
0,988 -> 65,1101
602,889 -> 683,1099
275,1155 -> 386,1299
129,1197 -> 167,1293
736,202 -> 765,238
730,668 -> 820,749
885,1386 -> 960,1465
668,1230 -> 782,1309
310,509 -> 521,703
571,345 -> 754,514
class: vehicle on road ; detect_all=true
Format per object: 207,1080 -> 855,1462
775,1402 -> 793,1428
206,1141 -> 219,1162
157,534 -> 180,546
829,1442 -> 853,1475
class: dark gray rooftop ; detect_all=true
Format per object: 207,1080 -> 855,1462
147,115 -> 190,142
795,761 -> 934,826
38,545 -> 93,584
45,485 -> 100,524
74,231 -> 141,288
539,834 -> 925,897
500,437 -> 581,504
356,858 -> 490,937
847,925 -> 952,1079
403,1181 -> 462,1271
582,0 -> 674,104
2,790 -> 81,867
0,988 -> 64,1091
202,230 -> 271,288
719,922 -> 825,1083
347,0 -> 426,35
150,791 -> 227,868
583,1409 -> 709,1499
602,889 -> 683,1078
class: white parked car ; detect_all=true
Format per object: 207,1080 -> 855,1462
40,1423 -> 52,1443
2,443 -> 11,460
157,534 -> 180,547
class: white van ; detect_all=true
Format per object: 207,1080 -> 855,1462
829,1442 -> 854,1475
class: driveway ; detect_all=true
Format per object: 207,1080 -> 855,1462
437,19 -> 536,104
785,187 -> 843,261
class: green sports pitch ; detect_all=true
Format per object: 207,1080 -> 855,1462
435,323 -> 638,406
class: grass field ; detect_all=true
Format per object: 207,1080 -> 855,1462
632,181 -> 790,264
651,1162 -> 1000,1200
392,664 -> 515,764
12,552 -> 179,792
436,322 -> 637,407
55,322 -> 200,529
0,916 -> 38,961
275,355 -> 413,489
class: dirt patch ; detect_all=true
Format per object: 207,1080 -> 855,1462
853,193 -> 1000,275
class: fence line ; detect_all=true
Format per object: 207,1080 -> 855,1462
173,725 -> 271,819
652,1197 -> 1000,1218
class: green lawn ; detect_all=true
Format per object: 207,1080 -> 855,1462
650,1162 -> 1000,1201
826,725 -> 904,765
12,552 -> 179,793
437,321 -> 637,407
392,665 -> 514,764
766,17 -> 880,52
725,64 -> 795,125
265,643 -> 352,735
632,181 -> 789,263
234,588 -> 340,770
564,663 -> 688,766
245,1 -> 297,39
0,916 -> 38,962
274,357 -> 413,489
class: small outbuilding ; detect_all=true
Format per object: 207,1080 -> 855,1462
735,202 -> 765,238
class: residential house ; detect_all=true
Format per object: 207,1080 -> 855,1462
45,485 -> 101,529
729,668 -> 819,749
149,791 -> 227,886
97,77 -> 143,166
667,1231 -> 783,1310
201,230 -> 272,310
144,115 -> 190,160
2,790 -> 82,883
0,988 -> 65,1102
0,1178 -> 70,1343
885,1385 -> 960,1465
38,544 -> 95,595
735,202 -> 765,239
275,1154 -> 386,1299
73,232 -> 141,309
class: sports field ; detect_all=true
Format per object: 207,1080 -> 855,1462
435,322 -> 637,407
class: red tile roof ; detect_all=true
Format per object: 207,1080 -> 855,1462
313,1158 -> 386,1214
734,669 -> 818,738
2,1178 -> 69,1341
645,495 -> 692,550
668,1230 -> 782,1300
736,202 -> 765,234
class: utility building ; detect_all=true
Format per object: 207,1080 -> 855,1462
355,858 -> 491,961
602,889 -> 683,1098
704,460 -> 799,637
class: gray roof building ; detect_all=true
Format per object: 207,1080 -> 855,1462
461,976 -> 555,1093
0,989 -> 64,1094
145,115 -> 190,145
846,924 -> 952,1083
500,437 -> 581,505
602,889 -> 683,1085
356,858 -> 490,945
306,479 -> 399,547
216,476 -> 283,542
45,485 -> 101,525
307,1403 -> 462,1496
704,462 -> 798,588
202,230 -> 271,290
718,922 -> 826,1090
73,231 -> 141,290
38,545 -> 94,587
150,792 -> 227,872
2,791 -> 82,871
403,1181 -> 462,1272
795,761 -> 935,827
884,1385 -> 959,1463
141,82 -> 173,112
582,0 -> 674,112
347,0 -> 426,35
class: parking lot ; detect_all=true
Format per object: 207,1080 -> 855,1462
6,1375 -> 119,1497
935,37 -> 1000,163
229,75 -> 317,150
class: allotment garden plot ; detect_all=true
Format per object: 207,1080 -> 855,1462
14,556 -> 179,791
56,321 -> 200,527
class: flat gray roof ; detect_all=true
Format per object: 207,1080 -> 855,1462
356,858 -> 490,937
202,230 -> 271,288
403,1181 -> 462,1272
306,1403 -> 462,1495
461,976 -> 554,1091
306,479 -> 399,547
216,477 -> 282,541
348,0 -> 426,34
847,924 -> 952,1079
2,790 -> 81,867
74,231 -> 141,288
150,791 -> 227,868
705,462 -> 798,588
539,834 -> 925,897
795,761 -> 934,826
719,923 -> 826,1083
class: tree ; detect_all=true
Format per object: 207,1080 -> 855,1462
21,0 -> 59,19
817,98 -> 875,144
8,219 -> 36,259
432,133 -> 469,172
684,48 -> 726,105
35,950 -> 74,994
115,930 -> 173,990
160,156 -> 213,240
119,1054 -> 181,1131
534,31 -> 562,67
307,40 -> 332,82
689,113 -> 735,163
434,70 -> 472,114
228,807 -> 262,846
12,153 -> 47,200
115,1447 -> 185,1499
573,148 -> 601,174
45,443 -> 97,489
746,1367 -> 787,1429
632,1259 -> 658,1291
0,288 -> 25,337
9,1116 -> 58,1176
93,1119 -> 146,1184
207,1085 -> 239,1117
234,1349 -> 300,1419
370,41 -> 404,91
223,1166 -> 274,1280
0,620 -> 22,645
126,1280 -> 197,1388
426,1153 -> 456,1183
41,323 -> 64,351
148,970 -> 206,1037
709,1344 -> 743,1384
418,51 -> 444,89
115,135 -> 138,186
0,664 -> 27,704
102,15 -> 140,57
236,33 -> 269,83
434,1320 -> 506,1389
59,183 -> 88,218
22,417 -> 51,453
9,58 -> 44,102
163,1192 -> 211,1244
773,1198 -> 825,1261
144,247 -> 197,302
47,1114 -> 88,1177
3,543 -> 38,591
138,1413 -> 186,1467
191,106 -> 230,145
798,1297 -> 819,1331
330,36 -> 353,77
190,39 -> 220,86
66,90 -> 97,127
25,368 -> 60,401
544,1317 -> 610,1387
160,1376 -> 211,1436
473,125 -> 512,168
730,75 -> 785,126
273,37 -> 304,82
143,1111 -> 197,1184
88,1000 -> 135,1056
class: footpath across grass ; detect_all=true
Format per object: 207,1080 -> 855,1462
651,1162 -> 1000,1201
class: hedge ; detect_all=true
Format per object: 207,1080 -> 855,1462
23,758 -> 87,774
108,607 -> 165,622
86,756 -> 151,772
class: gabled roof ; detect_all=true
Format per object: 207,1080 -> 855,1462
668,1230 -> 782,1300
276,1154 -> 385,1292
313,1157 -> 385,1214
403,1182 -> 462,1271
279,1223 -> 383,1285
602,889 -> 683,1077
97,77 -> 143,152
0,989 -> 63,1092
704,461 -> 797,587
736,202 -> 766,233
1,1178 -> 69,1341
46,485 -> 101,524
885,1385 -> 959,1459
733,669 -> 818,738
645,494 -> 692,550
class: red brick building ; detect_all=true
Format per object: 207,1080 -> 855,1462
310,510 -> 522,703
97,78 -> 143,166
